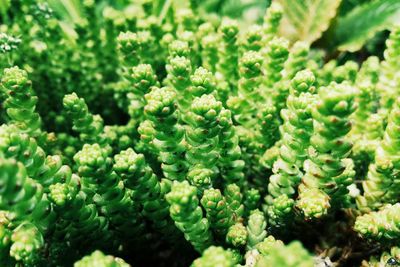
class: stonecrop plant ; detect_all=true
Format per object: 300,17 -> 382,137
1,0 -> 400,266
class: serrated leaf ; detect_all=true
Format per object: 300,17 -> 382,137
277,0 -> 342,44
335,0 -> 400,52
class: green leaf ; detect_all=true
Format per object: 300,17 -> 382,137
335,0 -> 400,52
58,21 -> 78,44
158,0 -> 172,23
48,0 -> 84,24
277,0 -> 342,44
221,0 -> 268,18
0,0 -> 10,17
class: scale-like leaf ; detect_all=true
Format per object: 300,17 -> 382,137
277,0 -> 341,44
335,0 -> 400,52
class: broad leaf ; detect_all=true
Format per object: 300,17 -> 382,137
335,0 -> 400,52
277,0 -> 342,44
221,0 -> 269,18
48,0 -> 84,24
0,0 -> 10,18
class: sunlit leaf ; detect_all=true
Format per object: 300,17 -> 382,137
277,0 -> 342,44
335,0 -> 400,52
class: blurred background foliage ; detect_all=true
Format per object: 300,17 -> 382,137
0,0 -> 396,58
39,0 -> 400,61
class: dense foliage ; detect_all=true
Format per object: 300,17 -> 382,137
1,0 -> 400,266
